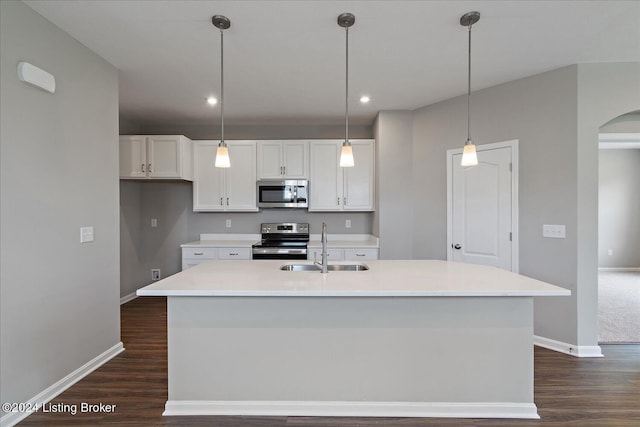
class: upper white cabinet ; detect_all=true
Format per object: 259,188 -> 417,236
119,135 -> 193,180
193,141 -> 258,212
257,140 -> 309,179
309,140 -> 375,211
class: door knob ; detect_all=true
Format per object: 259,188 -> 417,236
452,244 -> 462,250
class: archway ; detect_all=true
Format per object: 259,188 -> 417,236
597,111 -> 640,344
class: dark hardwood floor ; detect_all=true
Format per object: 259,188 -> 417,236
18,297 -> 640,426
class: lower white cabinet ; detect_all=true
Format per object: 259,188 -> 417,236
307,247 -> 379,261
181,247 -> 251,270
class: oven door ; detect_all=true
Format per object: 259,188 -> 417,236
257,180 -> 308,208
252,247 -> 308,260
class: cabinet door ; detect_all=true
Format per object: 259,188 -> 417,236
147,135 -> 181,178
193,141 -> 225,211
225,141 -> 258,211
119,135 -> 147,178
344,248 -> 378,260
282,141 -> 308,178
257,141 -> 284,179
309,141 -> 342,211
343,141 -> 375,211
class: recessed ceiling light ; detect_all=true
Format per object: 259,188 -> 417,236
206,96 -> 218,105
360,96 -> 370,103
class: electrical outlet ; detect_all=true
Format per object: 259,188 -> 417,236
151,269 -> 161,281
80,226 -> 94,243
345,219 -> 351,228
225,219 -> 231,228
151,218 -> 157,228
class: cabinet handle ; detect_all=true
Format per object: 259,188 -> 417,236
283,166 -> 286,175
343,197 -> 346,205
356,253 -> 365,257
226,197 -> 229,205
141,163 -> 145,172
229,253 -> 238,256
148,163 -> 152,173
194,252 -> 204,256
220,197 -> 223,206
337,197 -> 340,205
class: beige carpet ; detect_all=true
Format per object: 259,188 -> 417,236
598,270 -> 640,343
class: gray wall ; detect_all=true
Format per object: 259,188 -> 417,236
1,0 -> 120,416
600,112 -> 640,133
119,122 -> 375,298
375,63 -> 640,347
598,149 -> 640,268
410,65 -> 580,344
373,111 -> 414,259
575,62 -> 640,346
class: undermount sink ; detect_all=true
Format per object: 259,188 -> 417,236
280,263 -> 369,272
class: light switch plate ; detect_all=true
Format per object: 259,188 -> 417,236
80,226 -> 94,243
543,224 -> 566,239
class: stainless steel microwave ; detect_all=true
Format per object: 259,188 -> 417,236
257,180 -> 308,208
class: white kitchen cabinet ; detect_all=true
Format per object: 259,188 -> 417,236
181,246 -> 251,270
309,140 -> 375,211
192,140 -> 258,212
307,247 -> 379,261
257,140 -> 309,179
119,135 -> 193,180
343,248 -> 379,260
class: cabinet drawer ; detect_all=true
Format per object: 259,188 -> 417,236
217,247 -> 251,260
182,247 -> 217,259
344,248 -> 378,260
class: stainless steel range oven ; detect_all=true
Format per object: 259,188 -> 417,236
252,223 -> 309,260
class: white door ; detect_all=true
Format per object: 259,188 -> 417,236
192,141 -> 225,211
225,141 -> 258,211
309,141 -> 341,211
282,141 -> 308,178
147,135 -> 180,178
343,141 -> 375,211
448,141 -> 518,272
119,135 -> 147,178
257,141 -> 283,179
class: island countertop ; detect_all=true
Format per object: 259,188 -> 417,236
137,259 -> 570,297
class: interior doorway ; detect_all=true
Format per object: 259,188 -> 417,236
447,140 -> 519,272
597,127 -> 640,344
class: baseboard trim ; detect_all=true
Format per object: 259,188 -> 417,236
598,267 -> 640,272
120,292 -> 138,305
163,400 -> 539,419
534,335 -> 603,358
0,342 -> 124,427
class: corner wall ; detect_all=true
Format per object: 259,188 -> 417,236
1,0 -> 120,419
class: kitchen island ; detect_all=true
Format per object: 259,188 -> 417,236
137,259 -> 569,419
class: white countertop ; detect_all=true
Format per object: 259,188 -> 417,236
137,260 -> 570,297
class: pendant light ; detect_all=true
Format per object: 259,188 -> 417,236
213,15 -> 231,168
338,13 -> 355,168
460,11 -> 480,167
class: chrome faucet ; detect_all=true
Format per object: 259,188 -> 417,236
314,222 -> 329,273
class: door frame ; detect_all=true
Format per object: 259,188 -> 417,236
446,139 -> 520,273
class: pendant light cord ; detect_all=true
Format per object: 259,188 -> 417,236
345,25 -> 349,145
220,27 -> 225,144
467,23 -> 472,142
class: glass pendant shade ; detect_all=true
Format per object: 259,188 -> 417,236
215,145 -> 230,168
339,144 -> 354,167
461,139 -> 478,167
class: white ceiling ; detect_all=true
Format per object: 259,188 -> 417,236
24,0 -> 640,127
